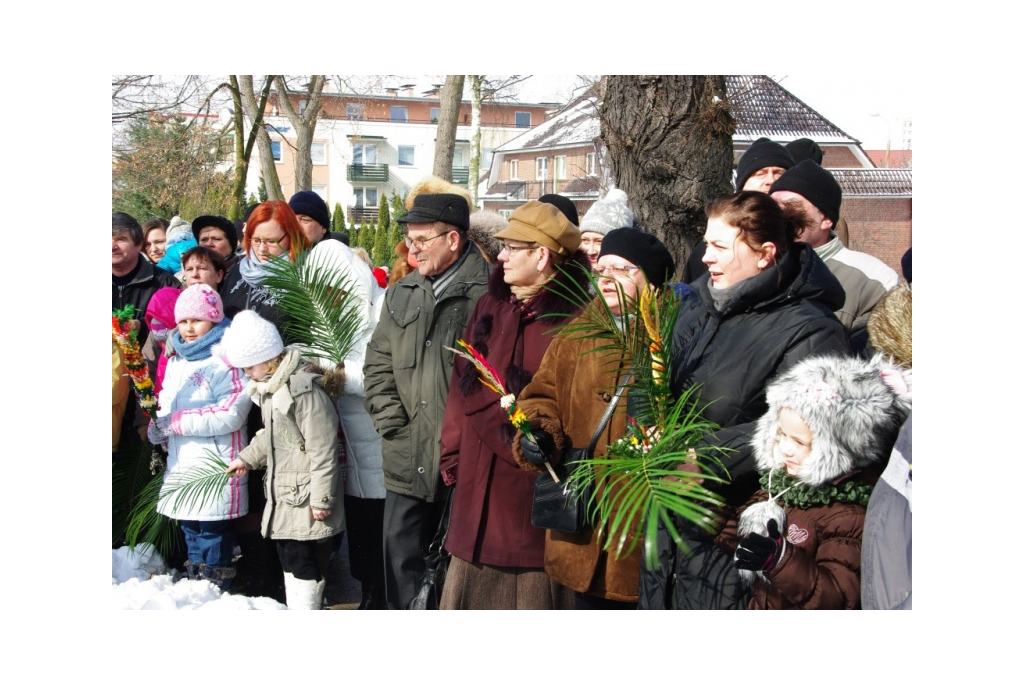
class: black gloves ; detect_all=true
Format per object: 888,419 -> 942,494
520,429 -> 555,467
734,519 -> 786,572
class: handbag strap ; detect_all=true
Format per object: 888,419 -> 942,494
587,372 -> 632,454
429,486 -> 455,553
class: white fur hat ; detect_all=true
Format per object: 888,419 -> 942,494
751,354 -> 911,487
579,188 -> 634,236
220,310 -> 284,368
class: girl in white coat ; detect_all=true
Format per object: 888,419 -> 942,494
149,284 -> 251,589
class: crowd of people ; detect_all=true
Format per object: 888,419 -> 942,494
113,141 -> 912,610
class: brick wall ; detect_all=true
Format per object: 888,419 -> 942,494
842,197 -> 912,275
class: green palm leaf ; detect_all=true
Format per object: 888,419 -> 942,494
543,267 -> 731,570
124,450 -> 232,556
258,248 -> 367,366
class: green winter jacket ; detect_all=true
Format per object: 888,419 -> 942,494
363,245 -> 489,501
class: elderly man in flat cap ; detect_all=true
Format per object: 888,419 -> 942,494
363,192 -> 490,609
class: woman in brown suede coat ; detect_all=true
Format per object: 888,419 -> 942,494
514,227 -> 676,609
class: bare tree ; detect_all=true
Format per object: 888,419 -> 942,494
238,75 -> 284,201
111,75 -> 214,125
432,76 -> 466,181
600,76 -> 734,278
224,76 -> 277,219
467,75 -> 532,205
274,75 -> 327,192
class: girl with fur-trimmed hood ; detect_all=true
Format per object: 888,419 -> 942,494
718,354 -> 911,609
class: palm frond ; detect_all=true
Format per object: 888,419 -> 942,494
124,450 -> 232,558
565,385 -> 729,570
258,248 -> 368,365
157,452 -> 233,516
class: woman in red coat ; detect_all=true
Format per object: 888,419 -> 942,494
438,201 -> 589,610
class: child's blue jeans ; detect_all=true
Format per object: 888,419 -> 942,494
179,520 -> 235,569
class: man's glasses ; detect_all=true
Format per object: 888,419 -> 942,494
405,231 -> 452,250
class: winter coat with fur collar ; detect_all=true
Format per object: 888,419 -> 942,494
716,469 -> 878,610
439,255 -> 588,569
512,310 -> 640,602
235,368 -> 344,541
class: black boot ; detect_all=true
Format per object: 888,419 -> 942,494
358,585 -> 385,610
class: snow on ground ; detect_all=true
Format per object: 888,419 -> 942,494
112,544 -> 286,610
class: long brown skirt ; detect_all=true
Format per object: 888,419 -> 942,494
439,556 -> 574,610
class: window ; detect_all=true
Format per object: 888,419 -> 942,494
271,140 -> 282,162
498,209 -> 513,219
310,142 -> 326,165
299,99 -> 307,115
515,111 -> 532,128
453,147 -> 467,167
482,148 -> 494,169
536,157 -> 547,181
430,107 -> 441,123
509,159 -> 519,180
346,103 -> 365,121
398,146 -> 415,166
586,152 -> 596,176
312,185 -> 327,201
390,106 -> 408,123
554,155 -> 567,180
353,187 -> 378,208
353,144 -> 377,165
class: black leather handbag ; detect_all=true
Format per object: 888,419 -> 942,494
407,487 -> 454,610
530,376 -> 630,535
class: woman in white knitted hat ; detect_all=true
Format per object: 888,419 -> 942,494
577,189 -> 634,267
223,310 -> 344,610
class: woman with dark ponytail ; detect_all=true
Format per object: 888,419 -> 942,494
639,190 -> 852,610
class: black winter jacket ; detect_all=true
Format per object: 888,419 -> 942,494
640,243 -> 851,610
112,257 -> 181,345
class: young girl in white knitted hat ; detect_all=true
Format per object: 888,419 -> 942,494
723,354 -> 911,609
148,283 -> 252,589
222,310 -> 343,610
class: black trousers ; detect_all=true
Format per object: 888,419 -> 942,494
382,490 -> 445,610
276,537 -> 335,582
344,495 -> 386,586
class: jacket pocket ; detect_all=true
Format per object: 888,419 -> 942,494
390,307 -> 421,369
275,471 -> 311,507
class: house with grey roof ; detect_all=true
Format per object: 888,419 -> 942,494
482,75 -> 911,274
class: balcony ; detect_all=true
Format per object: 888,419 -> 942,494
451,166 -> 470,185
346,163 -> 389,183
347,206 -> 380,224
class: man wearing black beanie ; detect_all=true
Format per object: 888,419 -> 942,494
771,161 -> 897,353
289,190 -> 343,247
684,138 -> 795,283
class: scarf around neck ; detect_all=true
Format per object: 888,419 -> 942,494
247,347 -> 304,417
759,468 -> 874,509
171,318 -> 230,361
239,252 -> 290,288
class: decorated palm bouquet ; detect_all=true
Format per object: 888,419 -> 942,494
542,272 -> 730,569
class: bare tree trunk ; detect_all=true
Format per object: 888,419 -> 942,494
432,75 -> 465,181
228,76 -> 274,219
469,76 -> 483,205
600,76 -> 734,279
274,75 -> 326,192
239,75 -> 284,201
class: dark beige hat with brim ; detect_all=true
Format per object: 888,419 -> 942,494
493,201 -> 581,256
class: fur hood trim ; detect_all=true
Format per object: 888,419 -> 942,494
751,354 -> 911,487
